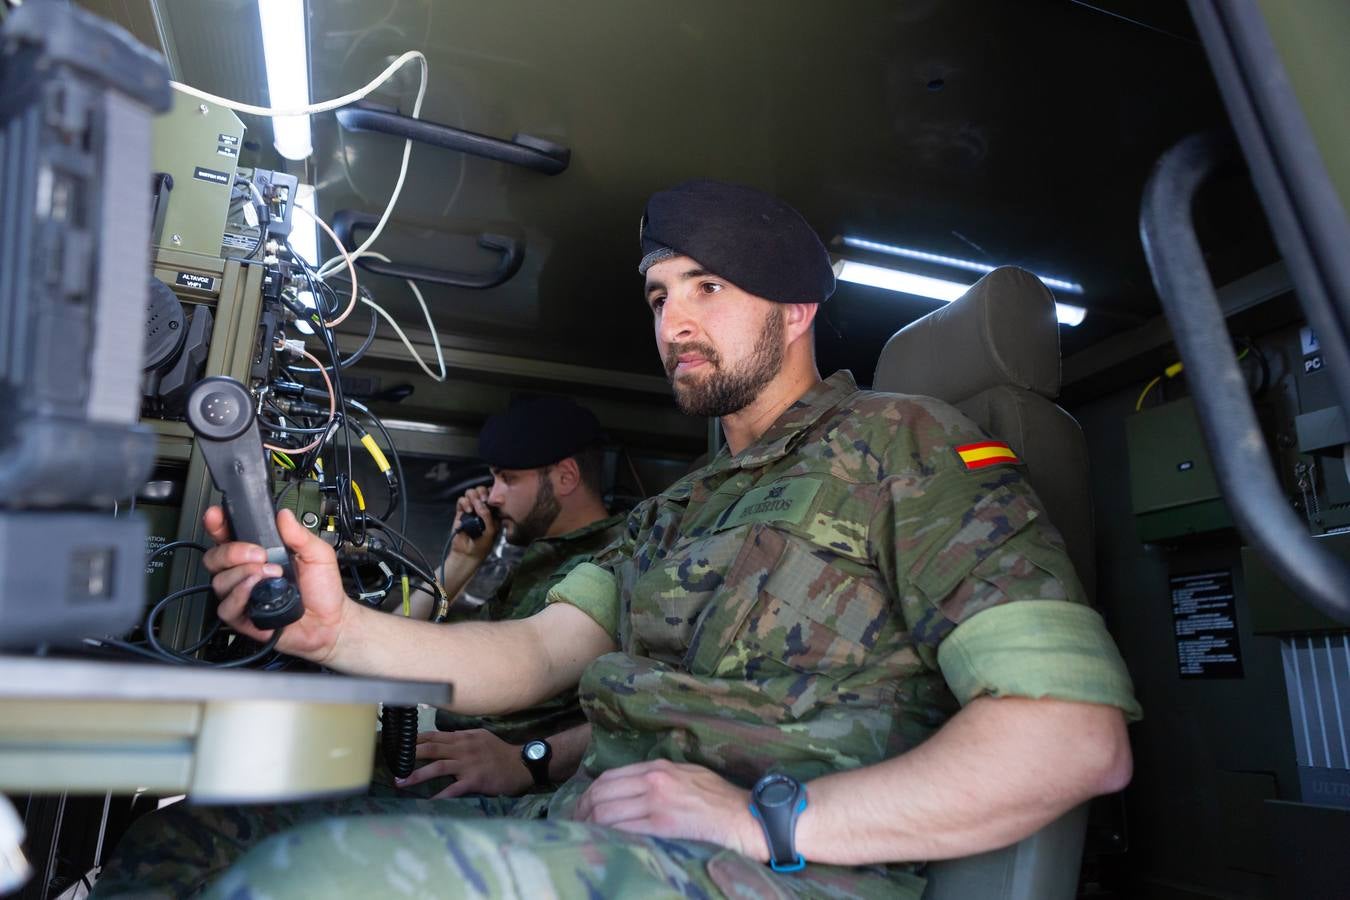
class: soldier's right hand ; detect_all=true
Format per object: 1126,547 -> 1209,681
202,505 -> 348,662
449,485 -> 497,561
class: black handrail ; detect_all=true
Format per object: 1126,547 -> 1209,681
335,102 -> 569,175
1140,132 -> 1350,624
331,210 -> 524,290
1187,0 -> 1350,437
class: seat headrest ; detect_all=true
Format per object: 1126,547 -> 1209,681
874,266 -> 1061,401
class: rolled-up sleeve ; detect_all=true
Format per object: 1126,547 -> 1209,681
546,561 -> 620,642
937,600 -> 1143,721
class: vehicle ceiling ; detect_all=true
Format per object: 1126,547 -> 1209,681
85,0 -> 1277,389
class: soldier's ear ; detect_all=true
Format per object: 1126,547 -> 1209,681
552,457 -> 582,496
782,302 -> 817,343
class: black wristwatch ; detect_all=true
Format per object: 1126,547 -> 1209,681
749,773 -> 807,872
520,739 -> 552,786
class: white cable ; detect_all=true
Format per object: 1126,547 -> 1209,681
358,267 -> 447,382
360,297 -> 446,383
245,179 -> 266,219
169,50 -> 426,119
175,48 -> 447,389
170,51 -> 428,282
243,179 -> 266,244
316,60 -> 427,278
291,204 -> 359,327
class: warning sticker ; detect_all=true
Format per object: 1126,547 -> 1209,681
1170,570 -> 1243,679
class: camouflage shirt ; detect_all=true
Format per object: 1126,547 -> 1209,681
435,513 -> 626,743
546,371 -> 1138,881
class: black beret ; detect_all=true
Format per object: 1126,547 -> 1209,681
478,396 -> 602,470
638,179 -> 835,303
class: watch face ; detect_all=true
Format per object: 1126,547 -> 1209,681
758,778 -> 796,806
524,741 -> 548,761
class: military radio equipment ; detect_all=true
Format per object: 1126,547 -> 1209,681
150,92 -> 244,256
221,167 -> 300,260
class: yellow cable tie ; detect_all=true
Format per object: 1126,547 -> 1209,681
360,433 -> 393,475
1164,361 -> 1184,379
350,480 -> 366,511
401,574 -> 411,617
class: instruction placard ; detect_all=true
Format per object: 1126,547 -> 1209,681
1170,570 -> 1244,679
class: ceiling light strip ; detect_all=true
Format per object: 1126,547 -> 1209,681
841,236 -> 1084,294
833,260 -> 1087,326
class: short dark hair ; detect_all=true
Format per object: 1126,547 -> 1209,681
571,444 -> 605,496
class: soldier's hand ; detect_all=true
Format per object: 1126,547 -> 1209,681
574,759 -> 770,862
202,506 -> 350,662
396,729 -> 532,798
449,486 -> 497,562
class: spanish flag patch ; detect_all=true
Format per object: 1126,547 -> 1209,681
955,441 -> 1020,470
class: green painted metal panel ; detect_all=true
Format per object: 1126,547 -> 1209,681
152,91 -> 244,256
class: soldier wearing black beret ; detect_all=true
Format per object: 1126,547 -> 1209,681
637,179 -> 837,447
401,394 -> 625,799
113,180 -> 1135,900
638,179 -> 836,304
431,393 -> 621,610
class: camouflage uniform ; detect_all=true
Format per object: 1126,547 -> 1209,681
95,372 -> 1138,899
435,513 -> 626,744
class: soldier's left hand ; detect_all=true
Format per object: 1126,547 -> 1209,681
574,759 -> 770,862
396,729 -> 532,799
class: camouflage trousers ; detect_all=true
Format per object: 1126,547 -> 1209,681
94,797 -> 918,899
93,748 -> 919,899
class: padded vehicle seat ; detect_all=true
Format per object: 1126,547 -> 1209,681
873,266 -> 1093,900
874,266 -> 1095,599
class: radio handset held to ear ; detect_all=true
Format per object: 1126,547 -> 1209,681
455,512 -> 486,540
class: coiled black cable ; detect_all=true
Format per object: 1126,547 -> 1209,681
381,704 -> 419,778
85,540 -> 286,668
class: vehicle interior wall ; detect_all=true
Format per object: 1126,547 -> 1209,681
1069,308 -> 1350,897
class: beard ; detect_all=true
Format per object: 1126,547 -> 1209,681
664,307 -> 785,417
503,469 -> 561,546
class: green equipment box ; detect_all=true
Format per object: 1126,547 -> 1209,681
1126,397 -> 1234,542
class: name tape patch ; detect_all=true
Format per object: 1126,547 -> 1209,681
716,479 -> 820,532
955,441 -> 1020,470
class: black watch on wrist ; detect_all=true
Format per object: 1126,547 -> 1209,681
749,773 -> 807,872
520,739 -> 552,786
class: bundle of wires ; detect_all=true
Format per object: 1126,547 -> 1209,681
96,51 -> 456,668
94,285 -> 446,666
270,244 -> 447,607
